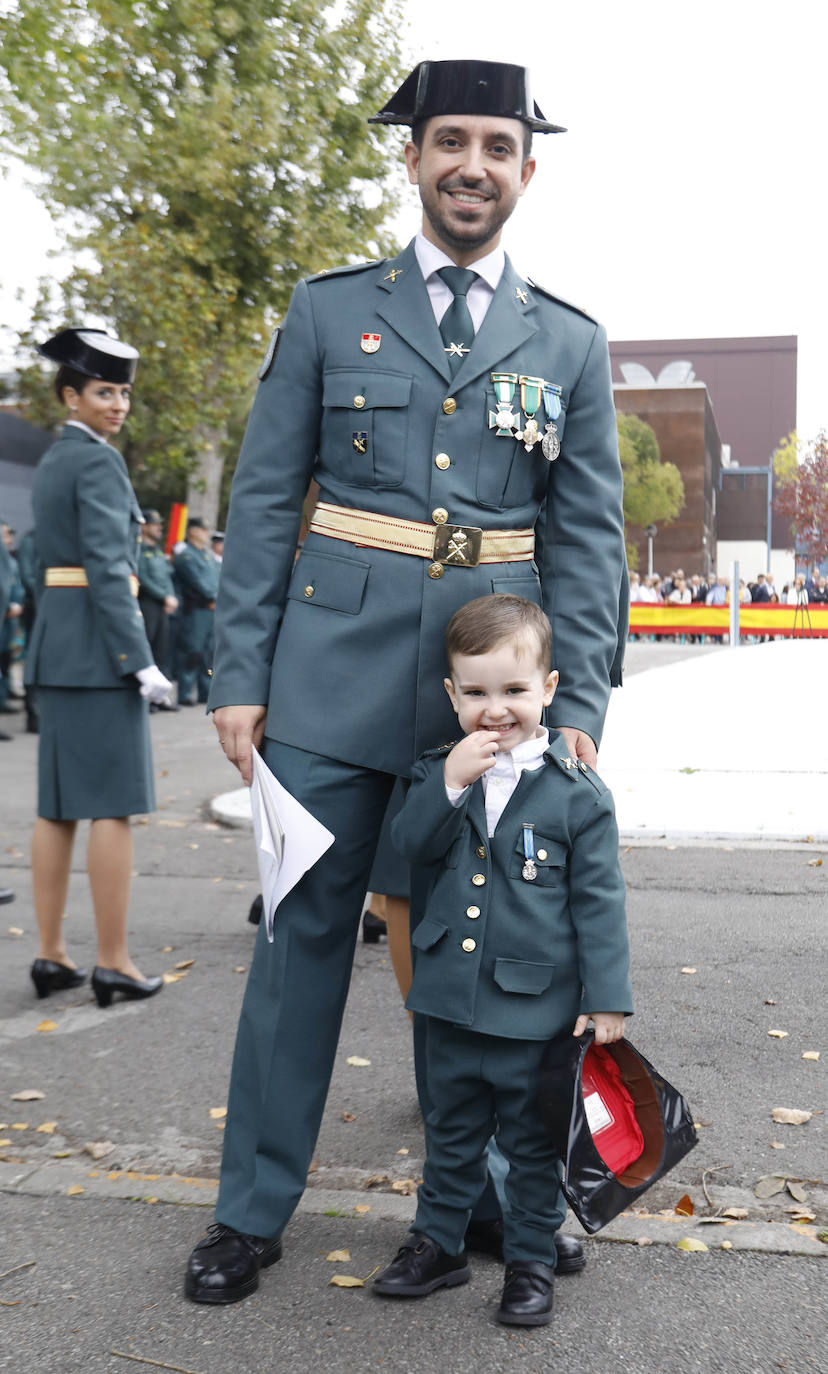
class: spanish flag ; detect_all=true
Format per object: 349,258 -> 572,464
165,502 -> 188,555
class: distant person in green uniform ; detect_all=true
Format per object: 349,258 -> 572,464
0,522 -> 24,714
25,327 -> 173,1007
173,517 -> 219,705
372,595 -> 631,1326
185,60 -> 628,1305
138,508 -> 179,701
0,528 -> 17,744
14,528 -> 40,733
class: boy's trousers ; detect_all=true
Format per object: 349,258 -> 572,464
414,1020 -> 567,1265
214,739 -> 499,1238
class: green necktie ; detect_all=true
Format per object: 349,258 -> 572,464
437,266 -> 478,375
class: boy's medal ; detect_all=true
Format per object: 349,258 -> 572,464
541,382 -> 562,462
521,822 -> 537,881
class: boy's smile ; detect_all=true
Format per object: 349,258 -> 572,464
444,640 -> 558,753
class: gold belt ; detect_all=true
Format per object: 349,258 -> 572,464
45,566 -> 140,597
308,502 -> 534,569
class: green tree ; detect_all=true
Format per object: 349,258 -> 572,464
617,412 -> 684,568
773,431 -> 828,566
0,0 -> 405,524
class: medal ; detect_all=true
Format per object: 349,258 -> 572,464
521,823 -> 537,882
488,372 -> 519,436
516,376 -> 544,451
541,382 -> 562,461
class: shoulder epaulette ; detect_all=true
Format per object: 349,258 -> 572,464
526,279 -> 598,325
306,260 -> 383,283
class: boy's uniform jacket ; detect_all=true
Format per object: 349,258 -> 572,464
393,731 -> 633,1041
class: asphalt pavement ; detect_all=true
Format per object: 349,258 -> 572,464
0,644 -> 825,1374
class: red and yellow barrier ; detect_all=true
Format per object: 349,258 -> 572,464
629,602 -> 828,638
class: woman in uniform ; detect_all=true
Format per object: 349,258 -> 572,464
26,328 -> 172,1007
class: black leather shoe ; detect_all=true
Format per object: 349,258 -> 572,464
185,1223 -> 283,1304
373,1232 -> 470,1297
464,1218 -> 585,1274
31,958 -> 88,998
91,966 -> 163,1008
497,1260 -> 555,1326
1,887 -> 15,904
248,893 -> 263,926
362,909 -> 387,943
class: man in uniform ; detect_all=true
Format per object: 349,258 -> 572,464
138,509 -> 179,699
185,59 -> 628,1304
173,516 -> 219,705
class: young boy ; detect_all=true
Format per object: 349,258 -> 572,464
373,594 -> 632,1326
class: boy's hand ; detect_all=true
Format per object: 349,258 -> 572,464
573,1012 -> 626,1044
444,730 -> 501,791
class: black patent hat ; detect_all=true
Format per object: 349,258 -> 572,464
369,60 -> 565,134
38,327 -> 139,384
142,508 -> 163,524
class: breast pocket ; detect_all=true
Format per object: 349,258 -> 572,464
320,369 -> 412,488
509,834 -> 568,887
476,390 -> 568,510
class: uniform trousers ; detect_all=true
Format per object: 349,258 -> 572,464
414,1021 -> 566,1265
176,607 -> 214,702
215,739 -> 502,1238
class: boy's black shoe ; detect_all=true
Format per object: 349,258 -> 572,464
373,1232 -> 470,1297
497,1260 -> 555,1326
464,1218 -> 585,1274
184,1223 -> 282,1304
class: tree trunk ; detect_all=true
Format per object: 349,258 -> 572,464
186,421 -> 227,531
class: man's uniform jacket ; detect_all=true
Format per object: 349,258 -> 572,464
25,426 -> 152,689
393,736 -> 633,1042
209,239 -> 628,768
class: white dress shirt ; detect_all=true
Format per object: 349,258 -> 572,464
414,232 -> 505,334
446,727 -> 551,837
66,420 -> 107,444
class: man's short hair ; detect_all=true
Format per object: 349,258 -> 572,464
411,117 -> 533,162
445,594 -> 551,669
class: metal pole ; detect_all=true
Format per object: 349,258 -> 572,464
729,559 -> 740,646
648,534 -> 653,578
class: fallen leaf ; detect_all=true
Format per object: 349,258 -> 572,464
52,1150 -> 72,1158
396,1148 -> 410,1156
786,1181 -> 808,1203
161,946 -> 173,953
307,1161 -> 318,1174
365,1173 -> 390,1189
697,1217 -> 728,1226
66,1185 -> 84,1196
11,1124 -> 28,1131
346,1056 -> 371,1067
162,972 -> 186,984
175,959 -> 195,970
188,843 -> 199,850
209,1107 -> 227,1120
680,967 -> 697,975
353,1205 -> 370,1214
676,1237 -> 708,1252
0,1139 -> 12,1147
721,1207 -> 749,1219
232,966 -> 247,974
37,1020 -> 58,1033
807,858 -> 823,867
771,1108 -> 812,1125
802,1051 -> 820,1062
11,1089 -> 45,1102
768,1029 -> 788,1039
754,1176 -> 787,1199
329,1275 -> 365,1288
636,1236 -> 653,1246
786,1206 -> 816,1221
769,1141 -> 785,1149
8,927 -> 23,936
764,999 -> 777,1005
35,1122 -> 57,1134
391,1179 -> 418,1195
675,1194 -> 694,1216
326,1250 -> 351,1263
720,1240 -> 733,1250
83,1141 -> 115,1160
144,1196 -> 159,1204
340,1111 -> 356,1123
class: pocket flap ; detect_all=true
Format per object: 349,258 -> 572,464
287,550 -> 369,615
322,370 -> 412,410
411,918 -> 450,952
512,834 -> 567,869
494,959 -> 555,995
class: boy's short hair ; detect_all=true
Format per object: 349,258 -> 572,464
445,594 -> 552,669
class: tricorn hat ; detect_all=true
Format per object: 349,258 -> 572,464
369,60 -> 565,134
38,328 -> 139,385
187,516 -> 210,531
142,508 -> 163,524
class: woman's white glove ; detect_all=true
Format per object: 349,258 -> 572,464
136,664 -> 174,705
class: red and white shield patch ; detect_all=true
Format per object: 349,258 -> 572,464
360,333 -> 381,354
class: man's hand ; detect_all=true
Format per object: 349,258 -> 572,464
213,704 -> 267,786
557,727 -> 597,770
573,1012 -> 625,1044
444,730 -> 501,791
163,595 -> 179,614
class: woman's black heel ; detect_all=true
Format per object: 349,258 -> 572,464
362,909 -> 387,944
30,959 -> 88,999
91,966 -> 163,1008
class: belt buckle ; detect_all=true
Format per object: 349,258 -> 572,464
433,523 -> 483,567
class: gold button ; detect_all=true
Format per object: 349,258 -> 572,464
462,938 -> 477,953
432,508 -> 448,525
427,562 -> 444,579
353,395 -> 365,409
118,653 -> 127,662
442,397 -> 457,415
304,585 -> 315,598
476,846 -> 486,859
466,905 -> 480,919
435,453 -> 450,470
472,873 -> 486,887
537,849 -> 547,861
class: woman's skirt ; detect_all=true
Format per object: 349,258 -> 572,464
36,685 -> 155,820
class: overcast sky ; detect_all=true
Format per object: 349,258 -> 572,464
1,0 -> 824,437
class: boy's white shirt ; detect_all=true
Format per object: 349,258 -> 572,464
445,727 -> 550,837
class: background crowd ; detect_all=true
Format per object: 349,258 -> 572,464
630,567 -> 828,607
